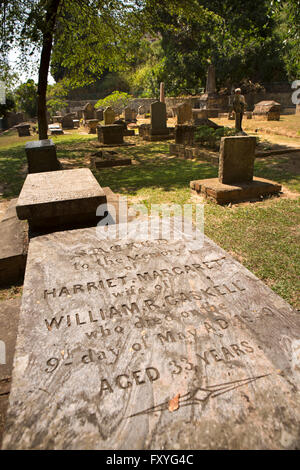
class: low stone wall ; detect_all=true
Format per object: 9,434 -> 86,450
66,90 -> 296,117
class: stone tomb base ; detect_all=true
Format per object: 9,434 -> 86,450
25,139 -> 61,173
0,199 -> 28,287
90,151 -> 132,169
2,218 -> 300,450
16,168 -> 107,233
190,177 -> 282,204
0,297 -> 22,447
139,124 -> 174,141
97,125 -> 124,145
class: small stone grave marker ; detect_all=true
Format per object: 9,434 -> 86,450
103,107 -> 115,125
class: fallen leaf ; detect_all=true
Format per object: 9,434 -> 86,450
169,393 -> 180,412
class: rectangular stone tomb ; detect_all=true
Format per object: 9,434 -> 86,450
16,168 -> 107,233
0,297 -> 22,446
3,219 -> 300,449
0,199 -> 28,287
25,140 -> 61,173
48,125 -> 64,136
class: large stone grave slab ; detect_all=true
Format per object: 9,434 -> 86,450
25,140 -> 61,174
0,199 -> 28,287
16,169 -> 107,233
2,219 -> 300,449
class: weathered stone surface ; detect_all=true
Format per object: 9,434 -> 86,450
97,125 -> 124,145
190,177 -> 282,204
219,136 -> 256,184
25,139 -> 61,174
192,109 -> 208,121
15,124 -> 30,137
103,107 -> 115,125
86,119 -> 99,134
150,101 -> 167,135
160,82 -> 165,103
175,125 -> 195,145
0,297 -> 21,383
3,219 -> 300,450
0,297 -> 21,448
0,199 -> 28,287
170,143 -> 219,165
206,64 -> 216,94
83,103 -> 95,121
124,107 -> 136,123
49,124 -> 63,136
176,103 -> 193,125
16,169 -> 107,233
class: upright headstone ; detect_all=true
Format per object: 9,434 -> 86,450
160,82 -> 165,103
97,124 -> 124,145
96,109 -> 104,121
83,103 -> 95,121
150,101 -> 167,135
61,114 -> 74,129
15,124 -> 30,137
176,102 -> 193,124
103,107 -> 115,125
25,139 -> 61,174
2,219 -> 300,449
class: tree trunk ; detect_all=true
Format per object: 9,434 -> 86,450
37,0 -> 61,140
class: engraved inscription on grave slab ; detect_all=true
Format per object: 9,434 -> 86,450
3,220 -> 300,449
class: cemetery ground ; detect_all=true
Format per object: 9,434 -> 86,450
0,117 -> 299,447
